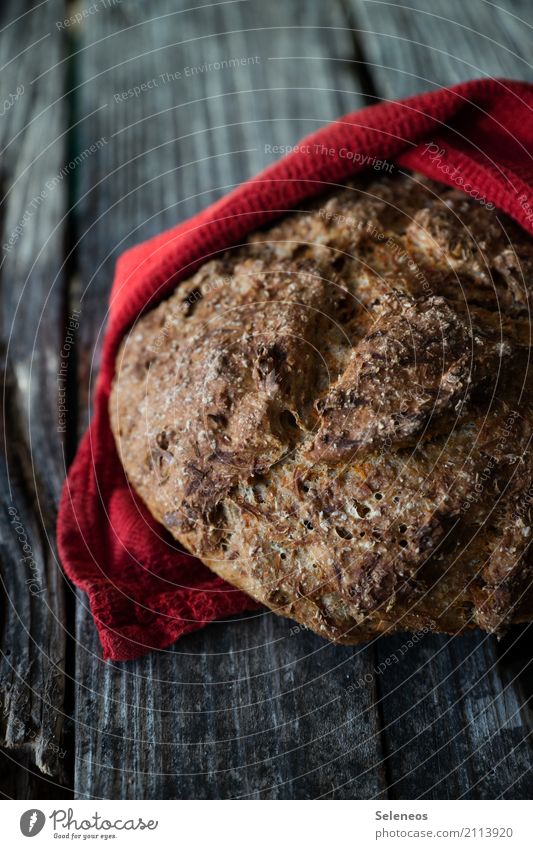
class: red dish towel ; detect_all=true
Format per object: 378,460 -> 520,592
57,78 -> 533,661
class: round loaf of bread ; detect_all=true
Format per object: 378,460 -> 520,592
110,172 -> 533,643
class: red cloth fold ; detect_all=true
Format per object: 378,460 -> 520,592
57,78 -> 533,661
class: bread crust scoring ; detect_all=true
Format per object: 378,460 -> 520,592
110,173 -> 533,643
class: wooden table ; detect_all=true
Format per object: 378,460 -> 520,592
1,0 -> 532,800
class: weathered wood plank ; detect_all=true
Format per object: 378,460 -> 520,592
72,0 -> 388,799
349,0 -> 533,99
70,0 -> 533,800
2,0 -> 530,804
0,0 -> 71,790
345,0 -> 533,800
0,750 -> 72,799
368,631 -> 532,799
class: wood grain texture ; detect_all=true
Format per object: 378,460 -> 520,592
73,0 -> 533,800
347,0 -> 533,800
72,0 -> 387,800
1,0 -> 532,800
349,0 -> 533,98
372,631 -> 532,799
0,0 -> 71,791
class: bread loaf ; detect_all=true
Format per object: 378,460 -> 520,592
110,172 -> 533,643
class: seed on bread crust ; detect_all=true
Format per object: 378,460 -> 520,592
110,173 -> 533,644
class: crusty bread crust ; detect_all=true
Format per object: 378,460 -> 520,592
110,173 -> 533,644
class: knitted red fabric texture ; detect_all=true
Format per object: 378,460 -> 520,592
57,78 -> 533,661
